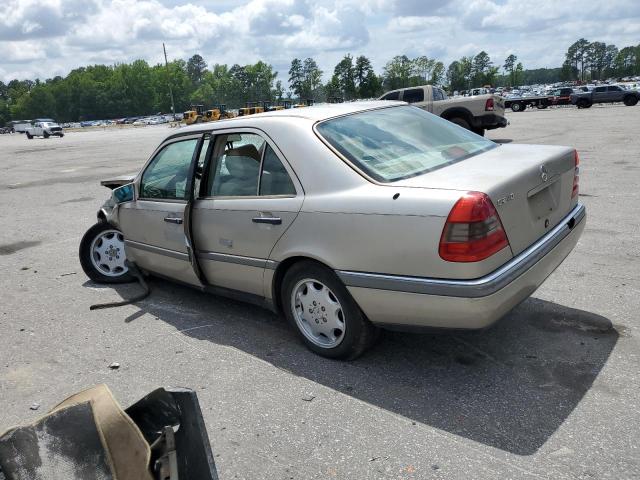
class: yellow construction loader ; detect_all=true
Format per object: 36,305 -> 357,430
183,104 -> 235,125
237,101 -> 265,117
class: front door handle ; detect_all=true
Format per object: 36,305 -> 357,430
164,217 -> 183,224
252,216 -> 282,225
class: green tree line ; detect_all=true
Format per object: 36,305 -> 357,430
1,39 -> 639,126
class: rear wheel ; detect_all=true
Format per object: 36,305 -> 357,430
26,132 -> 33,139
79,222 -> 133,283
511,102 -> 524,112
472,126 -> 485,136
623,96 -> 638,106
449,117 -> 471,131
577,99 -> 591,109
281,261 -> 377,359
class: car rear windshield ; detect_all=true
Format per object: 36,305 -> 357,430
316,106 -> 496,182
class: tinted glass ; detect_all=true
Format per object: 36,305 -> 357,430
317,106 -> 496,182
403,88 -> 424,103
208,133 -> 265,196
259,146 -> 296,196
140,139 -> 198,199
382,91 -> 400,100
595,86 -> 606,92
607,86 -> 621,91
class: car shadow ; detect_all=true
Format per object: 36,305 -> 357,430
88,278 -> 618,456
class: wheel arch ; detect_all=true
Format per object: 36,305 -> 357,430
271,255 -> 340,314
440,107 -> 474,125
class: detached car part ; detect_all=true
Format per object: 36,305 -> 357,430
0,385 -> 217,480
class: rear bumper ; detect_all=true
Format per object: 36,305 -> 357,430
338,203 -> 585,329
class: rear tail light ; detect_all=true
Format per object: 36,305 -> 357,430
572,150 -> 580,198
485,98 -> 494,111
439,192 -> 509,262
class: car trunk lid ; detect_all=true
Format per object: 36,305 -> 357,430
395,144 -> 578,255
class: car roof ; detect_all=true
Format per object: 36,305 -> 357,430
173,100 -> 405,137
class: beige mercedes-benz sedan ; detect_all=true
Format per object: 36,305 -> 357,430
80,101 -> 585,359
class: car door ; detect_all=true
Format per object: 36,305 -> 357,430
607,85 -> 622,101
118,133 -> 209,286
191,129 -> 303,297
593,86 -> 607,102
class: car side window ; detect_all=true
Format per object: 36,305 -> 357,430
382,91 -> 399,101
595,86 -> 606,93
140,138 -> 198,200
403,88 -> 424,103
607,86 -> 620,91
259,145 -> 296,196
207,133 -> 265,197
432,88 -> 445,101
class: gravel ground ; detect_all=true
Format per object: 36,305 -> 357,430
0,106 -> 639,479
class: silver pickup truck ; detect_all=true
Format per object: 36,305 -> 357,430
380,85 -> 507,136
570,84 -> 640,108
25,120 -> 65,139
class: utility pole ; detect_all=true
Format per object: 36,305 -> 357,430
163,42 -> 175,115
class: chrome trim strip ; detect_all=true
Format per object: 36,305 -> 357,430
125,240 -> 189,261
196,251 -> 279,270
337,203 -> 585,298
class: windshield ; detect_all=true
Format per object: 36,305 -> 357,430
316,105 -> 496,182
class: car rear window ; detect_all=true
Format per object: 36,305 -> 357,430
316,105 -> 496,182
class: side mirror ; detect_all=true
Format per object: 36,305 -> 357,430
112,183 -> 134,204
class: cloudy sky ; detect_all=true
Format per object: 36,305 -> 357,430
1,0 -> 639,83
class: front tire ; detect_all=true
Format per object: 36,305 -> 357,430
281,261 -> 377,359
43,131 -> 50,138
79,222 -> 133,283
511,102 -> 523,112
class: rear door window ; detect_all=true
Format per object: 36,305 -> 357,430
207,133 -> 265,197
259,146 -> 296,196
402,88 -> 424,103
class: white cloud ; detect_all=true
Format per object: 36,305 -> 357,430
0,0 -> 639,82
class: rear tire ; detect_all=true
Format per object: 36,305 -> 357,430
449,117 -> 471,131
472,126 -> 485,136
511,102 -> 524,112
26,132 -> 33,139
623,96 -> 638,106
281,261 -> 377,360
577,99 -> 591,109
79,222 -> 134,284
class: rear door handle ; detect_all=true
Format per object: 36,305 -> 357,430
164,217 -> 183,224
252,216 -> 282,225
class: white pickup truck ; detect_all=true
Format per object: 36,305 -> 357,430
380,85 -> 507,136
25,120 -> 65,139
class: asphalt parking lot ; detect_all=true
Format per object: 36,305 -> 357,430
1,105 -> 639,479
